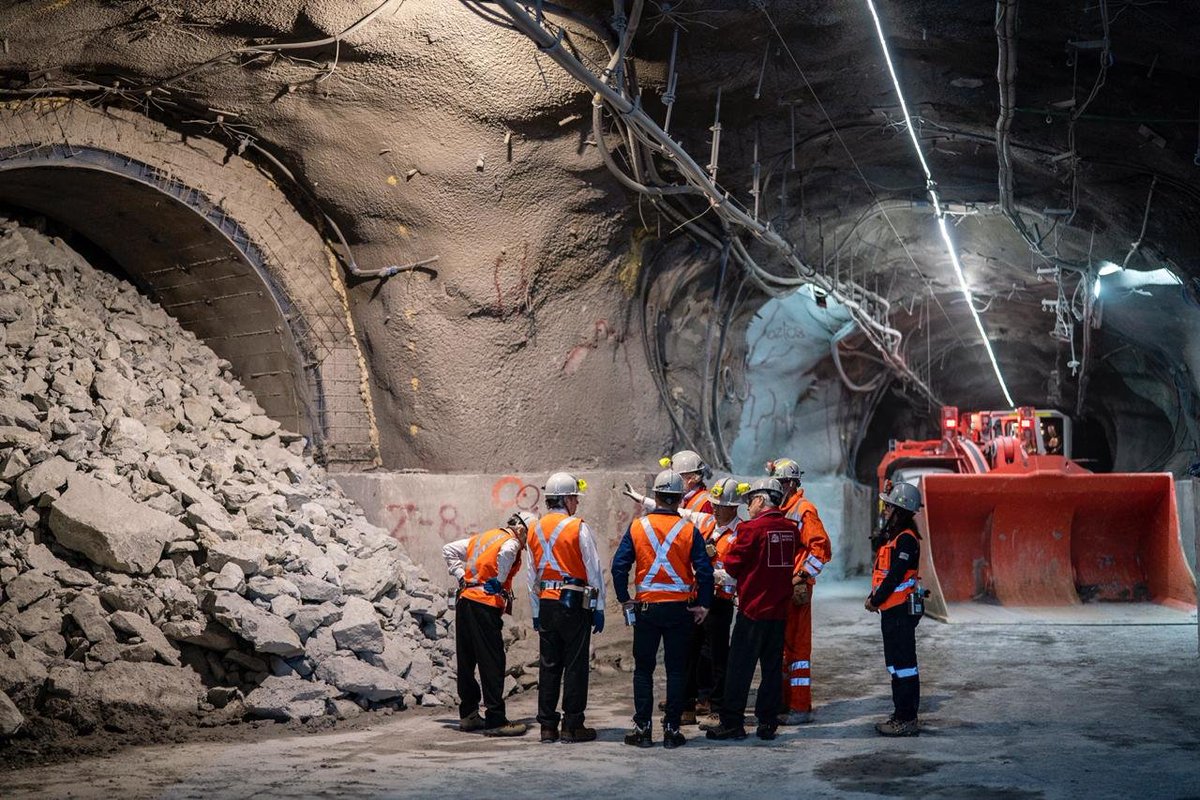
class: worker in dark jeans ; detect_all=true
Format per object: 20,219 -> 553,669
865,481 -> 924,736
612,469 -> 714,749
707,478 -> 799,742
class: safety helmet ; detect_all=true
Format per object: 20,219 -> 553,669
767,458 -> 803,482
743,477 -> 783,505
709,478 -> 750,507
506,511 -> 537,532
660,449 -> 706,475
880,481 -> 922,513
652,469 -> 685,495
544,472 -> 586,497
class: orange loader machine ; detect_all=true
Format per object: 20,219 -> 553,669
877,406 -> 1196,621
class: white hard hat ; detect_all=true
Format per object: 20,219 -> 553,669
709,477 -> 748,507
507,511 -> 537,531
768,458 -> 803,482
544,472 -> 585,497
662,450 -> 706,475
744,477 -> 783,505
653,469 -> 685,495
881,481 -> 922,513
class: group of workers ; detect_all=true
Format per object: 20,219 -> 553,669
442,449 -> 926,747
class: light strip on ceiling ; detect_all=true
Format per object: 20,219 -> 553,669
865,0 -> 1017,408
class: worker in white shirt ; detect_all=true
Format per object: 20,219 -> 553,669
443,511 -> 535,737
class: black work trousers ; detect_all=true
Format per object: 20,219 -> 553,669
536,599 -> 593,729
455,597 -> 508,725
682,613 -> 710,710
719,611 -> 786,730
703,596 -> 736,710
631,601 -> 692,728
880,606 -> 921,721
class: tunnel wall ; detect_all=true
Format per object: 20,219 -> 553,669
0,99 -> 379,467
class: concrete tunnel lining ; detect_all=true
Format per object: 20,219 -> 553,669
0,100 -> 380,467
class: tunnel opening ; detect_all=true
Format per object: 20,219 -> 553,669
0,100 -> 380,468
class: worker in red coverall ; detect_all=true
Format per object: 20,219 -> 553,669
769,458 -> 832,725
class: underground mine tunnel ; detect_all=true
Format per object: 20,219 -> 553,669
0,1 -> 1197,797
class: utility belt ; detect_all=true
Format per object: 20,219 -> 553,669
540,575 -> 598,612
459,580 -> 515,615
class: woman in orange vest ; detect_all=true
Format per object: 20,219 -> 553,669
769,457 -> 832,725
442,512 -> 533,737
865,482 -> 924,737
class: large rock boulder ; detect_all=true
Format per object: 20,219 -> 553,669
43,661 -> 202,729
243,675 -> 338,721
208,592 -> 303,657
332,597 -> 385,655
0,690 -> 24,736
48,476 -> 186,574
315,655 -> 407,702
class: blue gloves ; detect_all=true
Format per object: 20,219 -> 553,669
532,616 -> 540,631
592,610 -> 605,634
482,578 -> 504,595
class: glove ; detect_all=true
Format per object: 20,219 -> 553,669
712,568 -> 733,586
532,616 -> 540,631
622,482 -> 645,504
592,610 -> 605,634
791,579 -> 812,607
482,578 -> 504,595
687,605 -> 709,625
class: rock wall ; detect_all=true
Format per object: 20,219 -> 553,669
0,219 -> 457,739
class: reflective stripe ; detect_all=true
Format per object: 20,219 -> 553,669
886,666 -> 895,674
789,678 -> 811,686
892,578 -> 916,594
536,517 -> 574,578
803,554 -> 824,577
789,660 -> 810,671
637,517 -> 693,594
464,529 -> 507,582
894,667 -> 919,679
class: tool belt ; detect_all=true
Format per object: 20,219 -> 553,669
459,579 -> 515,614
542,576 -> 597,612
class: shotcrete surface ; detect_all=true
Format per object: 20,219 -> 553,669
2,582 -> 1196,799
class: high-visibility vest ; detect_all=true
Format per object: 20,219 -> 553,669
871,529 -> 919,611
632,513 -> 698,603
460,528 -> 521,610
783,491 -> 832,580
711,521 -> 739,600
683,487 -> 713,515
528,512 -> 588,601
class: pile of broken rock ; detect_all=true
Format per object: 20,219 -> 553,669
0,219 -> 454,740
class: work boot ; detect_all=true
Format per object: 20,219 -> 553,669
705,722 -> 748,741
459,711 -> 486,732
698,713 -> 722,731
756,724 -> 778,741
539,724 -> 559,743
560,725 -> 597,743
680,709 -> 698,726
875,717 -> 919,737
695,699 -> 711,716
483,721 -> 528,737
624,723 -> 653,748
662,725 -> 687,749
777,709 -> 814,726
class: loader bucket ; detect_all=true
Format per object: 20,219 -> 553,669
916,470 -> 1196,612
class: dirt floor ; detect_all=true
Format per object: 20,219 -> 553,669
1,580 -> 1197,800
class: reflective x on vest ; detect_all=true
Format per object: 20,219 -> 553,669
638,517 -> 692,594
535,516 -> 574,579
464,529 -> 508,583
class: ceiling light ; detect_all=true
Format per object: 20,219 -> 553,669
865,0 -> 1016,408
1097,261 -> 1123,276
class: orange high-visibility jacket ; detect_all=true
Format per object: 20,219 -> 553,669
460,528 -> 522,610
632,513 -> 699,603
871,529 -> 919,611
711,521 -> 739,600
783,490 -> 832,581
528,512 -> 587,601
683,487 -> 713,515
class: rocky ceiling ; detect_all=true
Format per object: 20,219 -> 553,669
1,0 -> 1198,478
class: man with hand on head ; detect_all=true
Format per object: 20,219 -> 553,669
612,469 -> 714,750
527,472 -> 606,744
443,512 -> 535,737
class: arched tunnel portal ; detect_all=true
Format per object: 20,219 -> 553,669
0,100 -> 379,468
